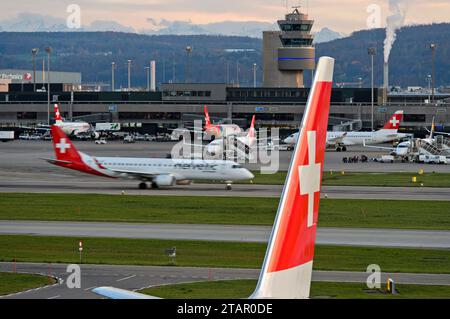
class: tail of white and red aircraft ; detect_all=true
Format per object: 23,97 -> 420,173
51,125 -> 82,163
251,57 -> 334,299
204,105 -> 212,128
247,115 -> 256,144
381,110 -> 403,131
49,125 -> 111,177
92,57 -> 335,300
54,104 -> 63,124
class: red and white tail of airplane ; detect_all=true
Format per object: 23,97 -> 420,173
204,105 -> 212,128
54,104 -> 63,124
246,115 -> 256,146
92,56 -> 335,299
49,125 -> 113,177
381,110 -> 403,131
251,56 -> 334,299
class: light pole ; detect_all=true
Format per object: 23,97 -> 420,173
45,47 -> 52,125
236,61 -> 240,87
253,63 -> 257,88
368,47 -> 376,131
127,60 -> 132,91
185,46 -> 192,83
430,43 -> 437,104
111,62 -> 116,92
145,66 -> 150,91
427,74 -> 432,103
31,48 -> 39,92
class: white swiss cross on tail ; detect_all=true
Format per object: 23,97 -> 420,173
56,138 -> 71,154
298,131 -> 321,227
390,117 -> 400,127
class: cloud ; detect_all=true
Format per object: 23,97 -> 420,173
0,1 -> 448,34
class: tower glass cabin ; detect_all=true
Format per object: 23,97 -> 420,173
263,7 -> 316,88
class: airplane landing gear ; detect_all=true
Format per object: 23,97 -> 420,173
151,182 -> 159,189
139,182 -> 147,190
342,146 -> 347,152
225,183 -> 232,191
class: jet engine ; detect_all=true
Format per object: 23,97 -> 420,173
153,175 -> 176,187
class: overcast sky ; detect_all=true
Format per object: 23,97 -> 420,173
1,0 -> 449,33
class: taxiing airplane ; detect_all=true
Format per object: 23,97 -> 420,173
284,110 -> 409,151
92,56 -> 335,299
45,125 -> 254,190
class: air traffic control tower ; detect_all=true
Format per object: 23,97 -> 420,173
263,7 -> 315,88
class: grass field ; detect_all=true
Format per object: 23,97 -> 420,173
140,280 -> 450,299
0,272 -> 56,296
0,235 -> 449,274
0,194 -> 449,230
231,172 -> 450,187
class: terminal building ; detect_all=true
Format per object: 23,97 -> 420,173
0,9 -> 449,135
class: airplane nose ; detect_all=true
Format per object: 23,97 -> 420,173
245,169 -> 255,180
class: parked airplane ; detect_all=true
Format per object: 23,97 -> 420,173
194,115 -> 257,157
366,117 -> 450,159
203,105 -> 242,139
92,56 -> 335,299
52,104 -> 93,136
44,125 -> 254,190
283,111 -> 409,151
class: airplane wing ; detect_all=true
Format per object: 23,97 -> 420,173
108,169 -> 157,180
41,158 -> 73,165
92,287 -> 160,299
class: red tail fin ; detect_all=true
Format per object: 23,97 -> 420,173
251,57 -> 334,299
204,105 -> 211,127
51,125 -> 82,163
248,115 -> 256,139
54,104 -> 63,122
382,110 -> 403,130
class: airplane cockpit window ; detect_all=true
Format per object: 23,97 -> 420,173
232,165 -> 242,169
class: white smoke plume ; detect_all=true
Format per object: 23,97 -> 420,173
384,0 -> 410,63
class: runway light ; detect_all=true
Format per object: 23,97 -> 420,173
419,169 -> 424,175
412,177 -> 417,183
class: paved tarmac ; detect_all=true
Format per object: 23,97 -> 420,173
1,171 -> 449,200
1,262 -> 449,299
1,140 -> 449,173
1,221 -> 449,248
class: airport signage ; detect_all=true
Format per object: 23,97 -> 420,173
0,72 -> 32,81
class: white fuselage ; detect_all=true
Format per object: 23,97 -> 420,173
56,121 -> 91,136
82,153 -> 254,182
284,130 -> 410,147
205,124 -> 242,139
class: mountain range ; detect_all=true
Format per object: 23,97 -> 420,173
0,12 -> 344,43
0,23 -> 448,88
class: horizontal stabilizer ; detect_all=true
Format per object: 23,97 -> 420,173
41,158 -> 72,165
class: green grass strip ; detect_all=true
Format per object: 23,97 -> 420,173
0,235 -> 449,274
140,280 -> 450,299
0,272 -> 56,296
0,194 -> 449,230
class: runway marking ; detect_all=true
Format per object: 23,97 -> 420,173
117,275 -> 136,282
48,295 -> 60,299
